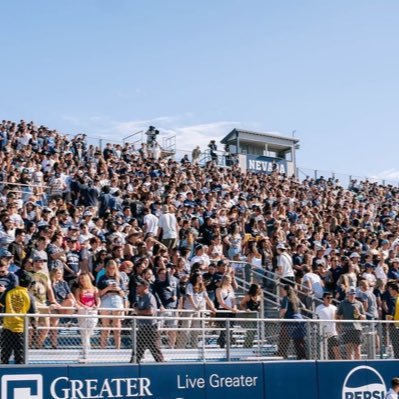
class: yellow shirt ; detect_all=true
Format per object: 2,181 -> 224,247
3,286 -> 36,333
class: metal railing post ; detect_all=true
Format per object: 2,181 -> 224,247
24,315 -> 29,365
306,321 -> 312,359
131,318 -> 137,364
368,322 -> 376,359
320,325 -> 327,360
201,314 -> 206,362
226,319 -> 231,362
378,322 -> 384,359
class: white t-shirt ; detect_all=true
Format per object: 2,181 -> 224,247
277,252 -> 294,278
385,388 -> 398,399
190,254 -> 210,268
158,213 -> 178,239
362,271 -> 377,286
144,213 -> 159,235
315,303 -> 338,337
374,265 -> 387,282
303,272 -> 324,299
184,283 -> 208,310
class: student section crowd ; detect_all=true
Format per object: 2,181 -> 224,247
1,119 -> 399,352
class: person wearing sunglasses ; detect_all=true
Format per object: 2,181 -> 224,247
315,292 -> 341,360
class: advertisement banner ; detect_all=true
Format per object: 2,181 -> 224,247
67,364 -> 141,399
2,360 -> 399,399
317,360 -> 399,399
246,155 -> 287,174
263,361 -> 318,399
204,362 -> 263,399
0,365 -> 67,399
140,363 -> 205,399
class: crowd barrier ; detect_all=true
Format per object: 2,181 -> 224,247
1,312 -> 398,365
1,360 -> 398,399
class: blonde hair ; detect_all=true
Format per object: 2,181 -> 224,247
78,273 -> 94,290
50,267 -> 64,283
105,259 -> 121,283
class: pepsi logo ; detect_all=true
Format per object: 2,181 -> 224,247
342,366 -> 386,399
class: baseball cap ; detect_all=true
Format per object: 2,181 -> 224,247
347,288 -> 357,295
18,271 -> 33,287
350,252 -> 360,258
392,258 -> 399,263
83,211 -> 93,216
195,244 -> 203,251
135,277 -> 149,287
0,249 -> 13,258
276,243 -> 287,250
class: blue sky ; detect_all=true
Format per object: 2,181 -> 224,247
1,1 -> 399,182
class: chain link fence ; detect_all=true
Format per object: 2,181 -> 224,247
1,312 -> 398,365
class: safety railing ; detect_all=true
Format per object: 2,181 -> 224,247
61,133 -> 399,186
1,312 -> 396,365
243,265 -> 327,319
296,167 -> 399,189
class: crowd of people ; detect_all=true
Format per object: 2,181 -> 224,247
1,119 -> 399,361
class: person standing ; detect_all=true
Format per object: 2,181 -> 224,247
357,280 -> 378,320
178,273 -> 216,349
276,243 -> 295,286
208,140 -> 217,163
277,284 -> 307,360
97,260 -> 125,349
153,267 -> 179,348
240,283 -> 262,348
192,146 -> 201,164
386,282 -> 399,358
28,255 -> 59,348
215,275 -> 238,348
315,292 -> 341,359
336,288 -> 366,360
385,377 -> 399,399
74,273 -> 100,359
131,278 -> 164,363
1,272 -> 36,364
158,205 -> 178,251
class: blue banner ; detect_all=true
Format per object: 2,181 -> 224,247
1,360 -> 399,399
0,365 -> 67,399
246,155 -> 287,174
140,363 -> 205,399
263,361 -> 318,399
204,362 -> 263,399
317,360 -> 399,399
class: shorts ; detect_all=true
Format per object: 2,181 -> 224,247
327,336 -> 340,348
101,294 -> 124,310
342,329 -> 362,345
77,308 -> 98,330
35,305 -> 51,326
161,310 -> 178,328
162,238 -> 178,250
